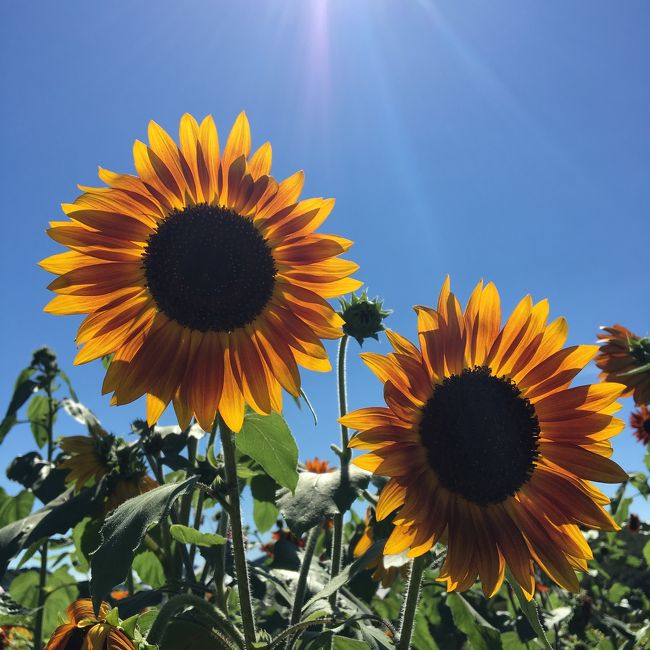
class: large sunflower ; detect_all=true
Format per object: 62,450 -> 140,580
342,278 -> 627,598
42,113 -> 360,432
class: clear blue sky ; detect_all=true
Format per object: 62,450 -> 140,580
1,1 -> 649,515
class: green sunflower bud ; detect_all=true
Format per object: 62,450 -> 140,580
338,290 -> 391,346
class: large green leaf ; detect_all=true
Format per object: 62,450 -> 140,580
235,412 -> 299,491
0,485 -> 102,577
90,477 -> 197,612
446,592 -> 502,650
0,489 -> 34,528
0,368 -> 37,444
277,466 -> 371,536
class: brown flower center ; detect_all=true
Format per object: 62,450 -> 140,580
419,366 -> 540,506
143,204 -> 277,332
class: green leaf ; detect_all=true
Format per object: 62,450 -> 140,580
446,592 -> 502,650
9,570 -> 40,607
507,571 -> 552,650
302,541 -> 382,612
133,550 -> 166,588
0,490 -> 34,528
10,566 -> 78,638
0,368 -> 37,444
251,474 -> 279,533
277,466 -> 371,536
90,477 -> 197,612
0,485 -> 102,578
643,540 -> 650,567
236,411 -> 299,491
332,637 -> 369,649
27,395 -> 52,447
169,524 -> 226,547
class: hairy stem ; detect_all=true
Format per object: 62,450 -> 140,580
397,556 -> 426,650
220,418 -> 256,648
290,527 -> 319,625
33,383 -> 55,650
329,334 -> 349,609
189,423 -> 218,568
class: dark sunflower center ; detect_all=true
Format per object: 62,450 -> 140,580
644,418 -> 650,435
419,366 -> 540,506
143,203 -> 277,332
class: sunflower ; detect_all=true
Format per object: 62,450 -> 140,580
45,599 -> 134,650
59,434 -> 114,490
303,457 -> 334,473
596,325 -> 650,405
630,404 -> 650,445
353,508 -> 408,588
41,113 -> 360,432
342,278 -> 627,598
59,432 -> 157,511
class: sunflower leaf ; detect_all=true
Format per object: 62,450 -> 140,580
169,524 -> 226,547
236,412 -> 299,492
0,485 -> 102,578
506,571 -> 552,650
90,477 -> 198,614
277,466 -> 371,536
446,592 -> 502,650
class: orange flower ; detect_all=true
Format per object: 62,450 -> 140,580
630,405 -> 650,446
304,457 -> 334,473
42,113 -> 360,433
596,325 -> 650,405
344,278 -> 627,599
45,599 -> 134,650
353,509 -> 407,588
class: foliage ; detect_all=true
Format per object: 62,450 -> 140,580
0,348 -> 649,650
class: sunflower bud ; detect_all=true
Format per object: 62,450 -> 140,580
338,290 -> 391,346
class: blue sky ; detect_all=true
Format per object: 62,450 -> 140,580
1,1 -> 649,515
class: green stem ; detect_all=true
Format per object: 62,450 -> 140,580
213,507 -> 230,611
397,556 -> 426,650
220,418 -> 256,649
290,527 -> 319,625
33,383 -> 55,650
329,334 -> 349,609
190,424 -> 218,568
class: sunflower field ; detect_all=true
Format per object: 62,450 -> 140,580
1,4 -> 650,650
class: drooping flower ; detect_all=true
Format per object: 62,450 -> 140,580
630,404 -> 650,445
42,113 -> 360,432
596,325 -> 650,405
304,457 -> 334,473
342,277 -> 627,598
45,599 -> 134,650
59,431 -> 157,511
